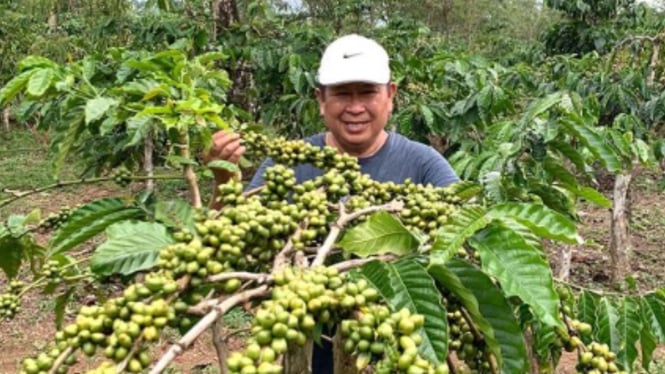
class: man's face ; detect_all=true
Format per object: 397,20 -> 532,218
316,82 -> 397,156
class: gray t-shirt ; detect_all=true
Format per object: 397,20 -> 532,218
247,132 -> 459,189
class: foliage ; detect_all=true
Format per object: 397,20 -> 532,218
1,1 -> 665,373
0,47 -> 237,176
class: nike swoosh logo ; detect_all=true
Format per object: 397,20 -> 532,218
342,52 -> 362,59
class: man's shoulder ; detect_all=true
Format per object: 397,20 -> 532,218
388,132 -> 436,154
303,133 -> 326,146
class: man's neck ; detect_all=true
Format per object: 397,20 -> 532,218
325,131 -> 388,158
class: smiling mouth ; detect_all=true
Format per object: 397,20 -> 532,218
344,122 -> 368,133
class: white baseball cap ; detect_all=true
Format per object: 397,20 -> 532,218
317,34 -> 391,86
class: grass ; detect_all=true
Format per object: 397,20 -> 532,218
0,129 -> 85,217
0,129 -> 207,217
0,130 -> 56,192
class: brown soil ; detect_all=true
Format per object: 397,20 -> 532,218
548,171 -> 665,292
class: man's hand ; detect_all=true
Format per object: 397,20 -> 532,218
205,131 -> 246,184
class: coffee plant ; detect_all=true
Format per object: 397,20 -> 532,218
3,124 -> 660,373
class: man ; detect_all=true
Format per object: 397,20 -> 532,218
207,34 -> 459,372
208,34 -> 458,202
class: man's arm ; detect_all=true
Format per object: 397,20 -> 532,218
421,147 -> 460,188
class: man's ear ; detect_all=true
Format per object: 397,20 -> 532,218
387,82 -> 397,114
388,82 -> 397,98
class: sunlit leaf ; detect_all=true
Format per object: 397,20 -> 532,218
339,212 -> 420,258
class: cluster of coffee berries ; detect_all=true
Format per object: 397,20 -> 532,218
443,297 -> 492,373
261,164 -> 296,201
20,348 -> 70,374
341,305 -> 450,374
0,280 -> 23,320
576,342 -> 626,374
39,207 -> 72,231
226,266 -> 381,374
161,197 -> 299,278
243,132 -> 360,172
290,189 -> 332,249
41,259 -> 64,284
112,168 -> 132,187
20,272 -> 180,373
217,178 -> 246,206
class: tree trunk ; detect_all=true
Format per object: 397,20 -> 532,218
3,107 -> 10,132
558,245 -> 572,281
524,328 -> 547,374
144,130 -> 155,193
212,0 -> 239,38
48,9 -> 57,33
609,173 -> 632,284
333,329 -> 357,374
212,319 -> 229,374
179,131 -> 202,208
283,340 -> 313,373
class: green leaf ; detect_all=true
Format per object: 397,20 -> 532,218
632,139 -> 651,164
0,226 -> 43,279
571,186 -> 611,208
0,70 -> 33,106
142,86 -> 170,101
607,128 -> 632,159
525,92 -> 563,121
530,184 -> 575,217
125,115 -> 154,147
23,209 -> 42,225
357,261 -> 395,301
55,288 -> 75,329
476,85 -> 494,122
18,56 -> 57,71
26,68 -> 54,97
154,199 -> 195,231
446,181 -> 482,201
430,206 -> 488,266
48,198 -> 142,256
561,119 -> 623,173
195,51 -> 227,65
641,290 -> 665,342
534,321 -> 561,363
419,104 -> 434,127
207,160 -> 240,173
166,155 -> 198,166
338,212 -> 420,258
85,97 -> 119,125
53,111 -> 85,175
359,260 -> 448,364
0,231 -> 25,279
430,259 -> 528,373
549,140 -> 587,171
577,290 -> 599,341
90,221 -> 173,276
595,297 -> 620,355
488,203 -> 581,244
640,325 -> 657,370
543,157 -> 577,186
615,297 -> 641,371
470,224 -> 563,329
654,139 -> 665,161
